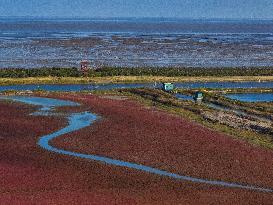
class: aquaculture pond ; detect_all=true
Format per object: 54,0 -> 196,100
225,93 -> 273,102
2,81 -> 273,92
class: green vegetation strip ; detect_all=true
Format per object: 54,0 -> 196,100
2,67 -> 273,78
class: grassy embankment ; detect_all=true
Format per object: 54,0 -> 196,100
93,88 -> 273,149
2,76 -> 273,85
1,67 -> 273,85
178,88 -> 273,117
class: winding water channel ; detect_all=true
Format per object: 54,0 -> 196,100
0,95 -> 272,193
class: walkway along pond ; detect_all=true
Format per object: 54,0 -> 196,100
1,95 -> 273,193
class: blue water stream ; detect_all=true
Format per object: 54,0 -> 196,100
1,95 -> 272,193
2,81 -> 273,92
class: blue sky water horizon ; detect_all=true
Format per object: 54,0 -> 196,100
0,0 -> 273,20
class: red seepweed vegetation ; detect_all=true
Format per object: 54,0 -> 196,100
0,94 -> 273,205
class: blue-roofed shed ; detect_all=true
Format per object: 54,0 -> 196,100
162,83 -> 174,92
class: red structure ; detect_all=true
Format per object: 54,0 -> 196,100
80,60 -> 90,75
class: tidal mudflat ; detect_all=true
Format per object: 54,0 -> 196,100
1,18 -> 273,68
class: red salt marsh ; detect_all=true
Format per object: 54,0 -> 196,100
1,94 -> 273,205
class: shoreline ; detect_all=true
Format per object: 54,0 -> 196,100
1,75 -> 273,85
